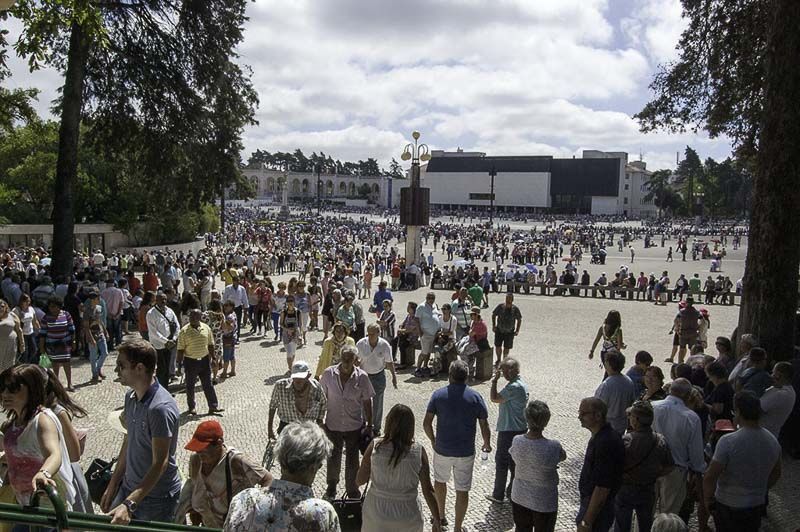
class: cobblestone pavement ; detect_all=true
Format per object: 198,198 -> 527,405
66,221 -> 798,531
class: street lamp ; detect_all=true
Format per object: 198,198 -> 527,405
316,163 -> 324,216
488,164 -> 497,227
400,131 -> 432,269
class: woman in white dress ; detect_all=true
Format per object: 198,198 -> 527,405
357,404 -> 442,532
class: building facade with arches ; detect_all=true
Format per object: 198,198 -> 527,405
239,168 -> 393,208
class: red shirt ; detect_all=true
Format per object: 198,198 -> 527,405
128,276 -> 141,294
470,319 -> 488,341
143,272 -> 159,292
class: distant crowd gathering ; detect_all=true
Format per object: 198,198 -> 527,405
0,207 -> 796,532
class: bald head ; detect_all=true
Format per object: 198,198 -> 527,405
668,378 -> 693,399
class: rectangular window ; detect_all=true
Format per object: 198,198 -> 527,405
625,173 -> 630,180
624,184 -> 629,190
469,193 -> 495,200
624,197 -> 628,204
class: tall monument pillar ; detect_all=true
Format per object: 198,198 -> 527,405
400,132 -> 431,269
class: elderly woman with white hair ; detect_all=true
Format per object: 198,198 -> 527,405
508,400 -> 566,532
651,512 -> 687,532
224,421 -> 340,532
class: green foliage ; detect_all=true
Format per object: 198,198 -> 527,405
673,146 -> 703,213
247,148 -> 392,176
635,0 -> 769,159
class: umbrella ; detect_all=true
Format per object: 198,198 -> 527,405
525,264 -> 538,273
452,259 -> 472,268
508,264 -> 520,269
40,258 -> 51,266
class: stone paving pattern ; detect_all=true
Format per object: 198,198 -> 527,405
66,218 -> 798,531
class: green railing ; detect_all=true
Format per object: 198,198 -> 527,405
0,485 -> 221,532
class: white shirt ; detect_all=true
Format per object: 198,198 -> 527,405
145,306 -> 179,349
760,385 -> 796,438
355,337 -> 393,375
728,357 -> 748,382
652,395 -> 706,473
222,284 -> 248,308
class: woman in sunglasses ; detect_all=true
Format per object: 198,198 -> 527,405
0,364 -> 76,512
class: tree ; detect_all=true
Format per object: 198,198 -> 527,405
636,0 -> 800,360
643,169 -> 675,218
673,147 -> 703,214
388,157 -> 403,178
6,0 -> 256,277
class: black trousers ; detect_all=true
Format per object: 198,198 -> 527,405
512,501 -> 556,532
183,355 -> 218,411
156,348 -> 171,388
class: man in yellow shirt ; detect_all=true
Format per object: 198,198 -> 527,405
177,309 -> 224,416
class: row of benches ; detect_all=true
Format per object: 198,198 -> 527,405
432,282 -> 741,305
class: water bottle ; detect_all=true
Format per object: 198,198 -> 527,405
480,450 -> 490,471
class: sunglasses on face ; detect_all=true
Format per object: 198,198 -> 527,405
1,381 -> 23,394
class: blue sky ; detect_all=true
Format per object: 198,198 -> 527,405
4,0 -> 731,171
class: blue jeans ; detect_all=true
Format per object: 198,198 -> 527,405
271,311 -> 281,338
107,316 -> 122,349
368,370 -> 386,432
22,334 -> 38,364
88,336 -> 109,378
111,486 -> 179,523
493,430 -> 525,500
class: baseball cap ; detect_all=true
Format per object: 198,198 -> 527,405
185,420 -> 224,452
290,360 -> 311,380
470,306 -> 481,315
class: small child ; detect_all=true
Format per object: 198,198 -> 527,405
221,300 -> 237,378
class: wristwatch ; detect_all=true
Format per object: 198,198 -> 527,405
122,499 -> 138,514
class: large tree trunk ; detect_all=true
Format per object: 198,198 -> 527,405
736,0 -> 800,361
51,21 -> 89,280
219,180 -> 226,232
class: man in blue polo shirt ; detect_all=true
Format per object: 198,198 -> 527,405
424,360 -> 491,532
101,339 -> 182,524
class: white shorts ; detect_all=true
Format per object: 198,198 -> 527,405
420,334 -> 436,355
300,312 -> 309,331
433,451 -> 474,492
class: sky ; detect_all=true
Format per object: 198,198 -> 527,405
3,0 -> 731,171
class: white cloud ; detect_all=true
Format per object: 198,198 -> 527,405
4,0 -> 729,173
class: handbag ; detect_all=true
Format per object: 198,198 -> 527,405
39,354 -> 53,369
85,457 -> 116,505
332,482 -> 367,532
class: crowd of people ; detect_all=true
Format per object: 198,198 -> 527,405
0,207 -> 796,532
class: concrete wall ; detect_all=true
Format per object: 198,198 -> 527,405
421,171 -> 551,208
591,196 -> 618,215
0,224 -> 205,255
116,238 -> 206,256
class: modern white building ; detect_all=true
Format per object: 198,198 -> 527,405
625,160 -> 659,218
398,149 -> 656,216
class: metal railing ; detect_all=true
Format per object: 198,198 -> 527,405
0,485 -> 221,532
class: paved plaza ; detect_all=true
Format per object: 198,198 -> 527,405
66,217 -> 798,531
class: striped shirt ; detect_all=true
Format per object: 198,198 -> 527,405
177,322 -> 214,360
379,310 -> 395,340
39,311 -> 75,361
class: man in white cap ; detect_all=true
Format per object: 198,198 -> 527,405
268,360 -> 327,440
